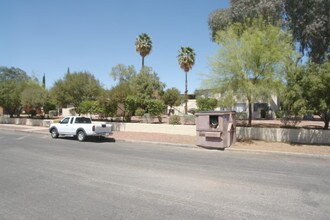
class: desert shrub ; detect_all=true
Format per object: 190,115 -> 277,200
275,110 -> 284,118
280,115 -> 302,128
142,113 -> 152,123
236,112 -> 247,120
183,115 -> 196,125
135,108 -> 145,117
236,112 -> 248,127
169,115 -> 181,125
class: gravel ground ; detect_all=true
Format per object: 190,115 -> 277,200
112,131 -> 330,156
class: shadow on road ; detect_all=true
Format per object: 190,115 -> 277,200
57,136 -> 116,143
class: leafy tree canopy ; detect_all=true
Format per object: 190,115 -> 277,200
204,20 -> 296,126
0,67 -> 30,117
21,81 -> 47,111
130,66 -> 165,108
162,87 -> 182,108
50,71 -> 103,108
284,61 -> 330,129
209,0 -> 329,63
196,97 -> 218,112
110,64 -> 136,83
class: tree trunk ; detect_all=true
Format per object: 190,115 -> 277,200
323,113 -> 329,130
185,71 -> 188,115
168,106 -> 172,116
248,101 -> 252,127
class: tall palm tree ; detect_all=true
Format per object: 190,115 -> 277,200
135,33 -> 152,70
177,47 -> 195,115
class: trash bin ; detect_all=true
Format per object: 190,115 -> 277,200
195,111 -> 236,149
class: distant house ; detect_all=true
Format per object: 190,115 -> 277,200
171,91 -> 279,119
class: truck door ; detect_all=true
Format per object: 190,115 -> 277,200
57,117 -> 71,134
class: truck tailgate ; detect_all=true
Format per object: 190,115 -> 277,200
94,124 -> 112,134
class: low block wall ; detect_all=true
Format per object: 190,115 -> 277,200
236,127 -> 330,145
112,122 -> 330,145
1,117 -> 329,145
112,122 -> 196,136
0,117 -> 52,127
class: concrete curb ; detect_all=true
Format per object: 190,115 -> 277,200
226,147 -> 330,159
114,138 -> 198,149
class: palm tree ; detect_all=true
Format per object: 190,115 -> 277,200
177,47 -> 195,115
135,33 -> 152,70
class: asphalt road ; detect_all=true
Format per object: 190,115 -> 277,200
0,130 -> 329,220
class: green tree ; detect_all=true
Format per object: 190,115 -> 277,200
124,95 -> 138,121
0,67 -> 30,117
50,71 -> 103,109
110,64 -> 136,83
196,97 -> 218,112
21,81 -> 47,116
204,20 -> 295,126
209,0 -> 329,63
108,64 -> 137,120
76,100 -> 99,117
135,33 -> 152,69
146,99 -> 165,122
97,90 -> 118,119
130,67 -> 165,108
43,101 -> 57,116
284,61 -> 330,129
177,47 -> 195,115
209,0 -> 282,41
285,0 -> 330,63
162,87 -> 182,115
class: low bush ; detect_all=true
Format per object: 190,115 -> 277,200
169,115 -> 181,125
183,115 -> 196,125
135,108 -> 145,117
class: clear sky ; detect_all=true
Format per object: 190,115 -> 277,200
0,0 -> 229,93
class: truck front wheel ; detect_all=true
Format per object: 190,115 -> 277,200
77,130 -> 86,142
50,128 -> 59,139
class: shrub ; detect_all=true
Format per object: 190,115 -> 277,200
142,113 -> 152,124
135,108 -> 145,117
183,115 -> 196,125
236,112 -> 247,120
275,110 -> 284,118
169,115 -> 181,125
280,115 -> 302,128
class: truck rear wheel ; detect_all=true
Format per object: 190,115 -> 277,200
77,130 -> 86,142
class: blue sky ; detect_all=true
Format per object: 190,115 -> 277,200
0,0 -> 229,93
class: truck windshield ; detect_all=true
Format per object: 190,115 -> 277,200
75,117 -> 92,124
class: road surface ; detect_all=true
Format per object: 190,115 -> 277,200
0,130 -> 329,219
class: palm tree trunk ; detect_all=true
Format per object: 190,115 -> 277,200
185,71 -> 188,115
142,56 -> 145,70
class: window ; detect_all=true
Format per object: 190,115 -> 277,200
75,117 -> 91,124
253,103 -> 268,112
60,117 -> 70,124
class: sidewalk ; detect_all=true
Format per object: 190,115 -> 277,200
0,124 -> 329,157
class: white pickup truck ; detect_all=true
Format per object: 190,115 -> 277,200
49,116 -> 112,141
